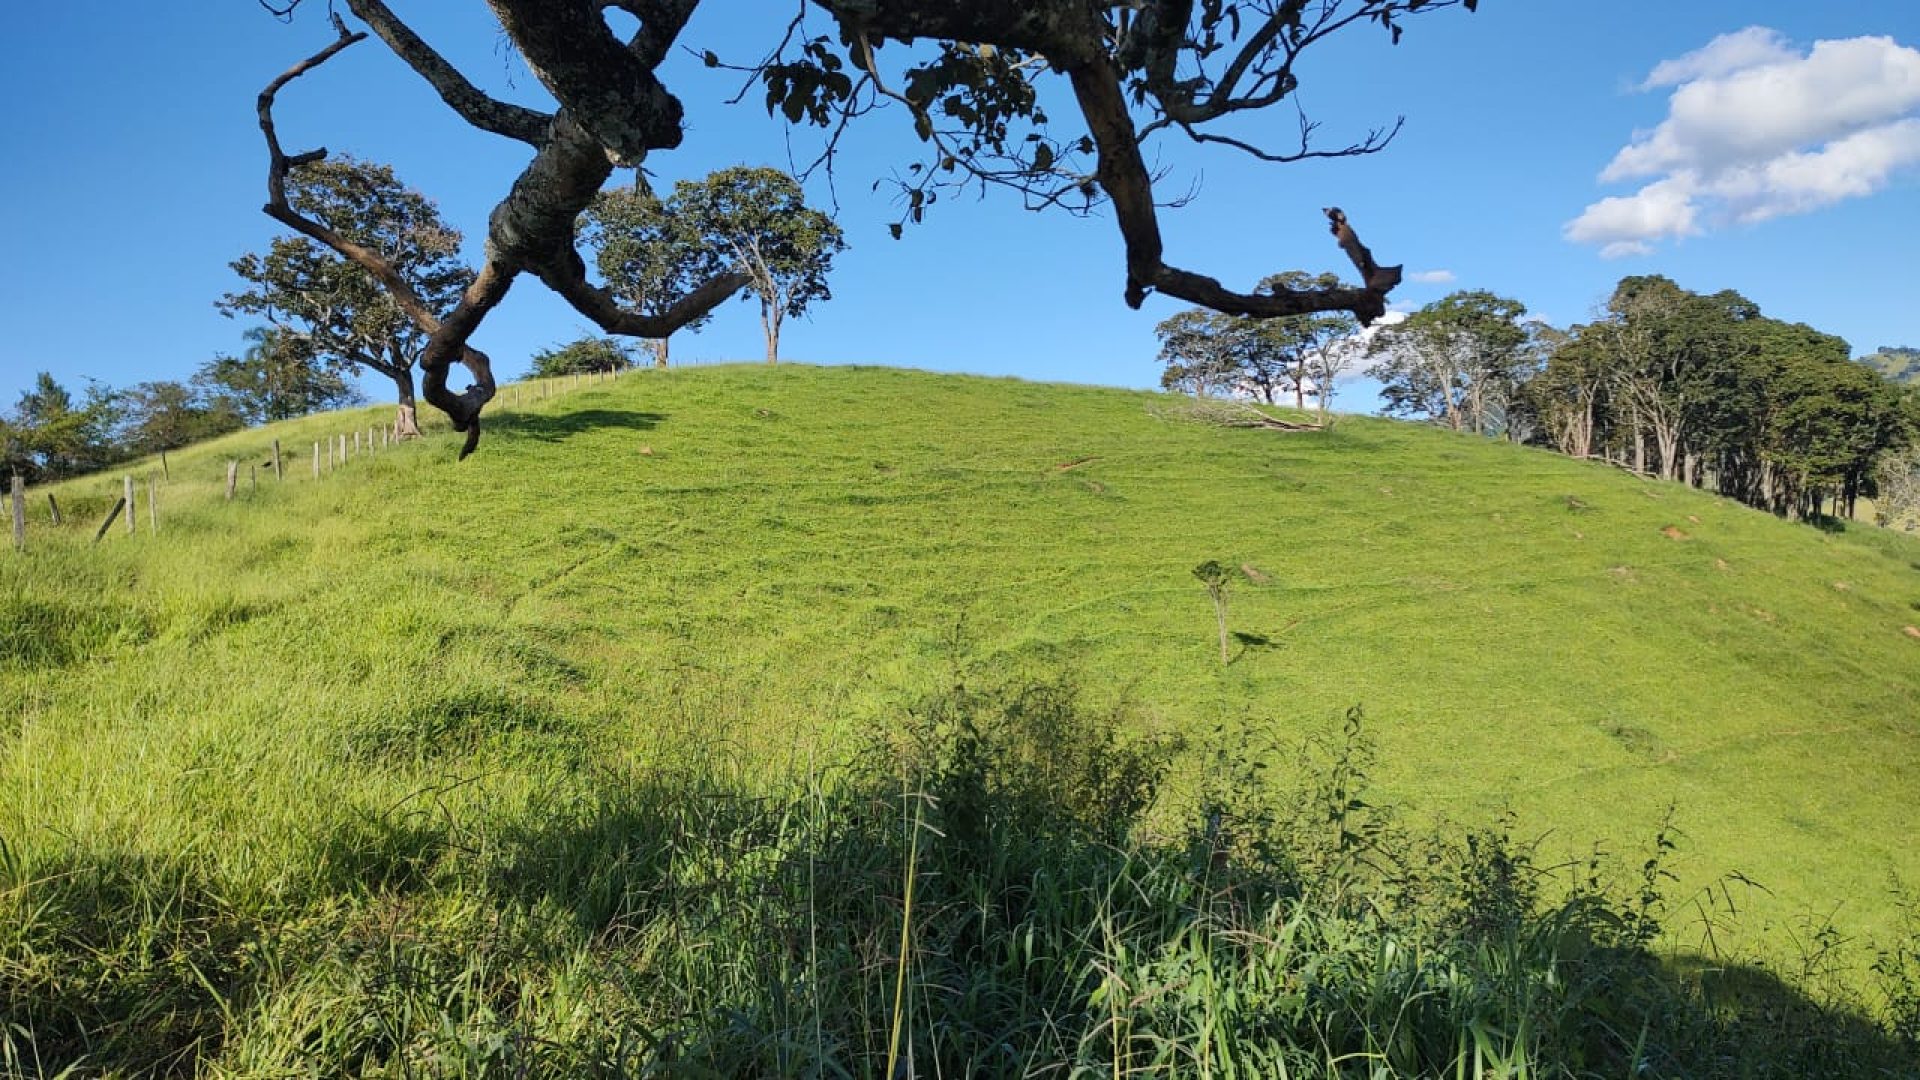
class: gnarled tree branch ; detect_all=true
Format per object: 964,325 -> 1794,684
343,0 -> 553,146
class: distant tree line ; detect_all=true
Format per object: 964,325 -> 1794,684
1157,273 -> 1920,526
0,330 -> 362,486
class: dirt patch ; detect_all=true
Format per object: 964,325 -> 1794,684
1904,625 -> 1920,640
1661,525 -> 1690,540
1055,456 -> 1099,472
1240,563 -> 1272,585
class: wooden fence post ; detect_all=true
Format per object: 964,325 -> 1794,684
250,464 -> 258,494
313,441 -> 321,479
353,431 -> 361,455
272,439 -> 283,480
10,476 -> 23,552
125,475 -> 136,535
92,497 -> 125,544
47,492 -> 61,527
225,461 -> 238,501
148,478 -> 158,533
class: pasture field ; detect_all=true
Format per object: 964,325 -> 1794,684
4,364 -> 1918,1075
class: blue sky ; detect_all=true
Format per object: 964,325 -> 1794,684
3,2 -> 1917,412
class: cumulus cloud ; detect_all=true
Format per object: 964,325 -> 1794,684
1567,28 -> 1920,256
1638,26 -> 1796,91
1407,269 -> 1456,284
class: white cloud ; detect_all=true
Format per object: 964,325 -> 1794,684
1569,30 -> 1920,255
1639,27 -> 1795,91
1564,175 -> 1700,254
1407,269 -> 1456,284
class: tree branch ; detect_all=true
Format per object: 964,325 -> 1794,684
1063,55 -> 1397,323
537,249 -> 749,339
343,0 -> 553,146
486,0 -> 688,163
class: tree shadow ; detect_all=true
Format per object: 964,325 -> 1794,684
1227,629 -> 1278,665
490,409 -> 666,443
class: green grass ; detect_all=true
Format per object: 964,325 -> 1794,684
3,363 -> 1919,1075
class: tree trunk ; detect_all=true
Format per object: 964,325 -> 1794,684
391,369 -> 423,440
651,338 -> 669,368
1294,359 -> 1307,410
763,300 -> 782,364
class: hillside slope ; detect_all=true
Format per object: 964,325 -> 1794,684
6,363 -> 1918,957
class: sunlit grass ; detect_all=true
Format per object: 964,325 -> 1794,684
3,363 -> 1918,1074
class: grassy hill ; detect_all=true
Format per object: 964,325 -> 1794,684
5,364 -> 1919,1075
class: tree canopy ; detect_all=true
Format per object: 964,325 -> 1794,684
252,0 -> 1475,454
223,157 -> 468,438
1369,290 -> 1536,436
1155,271 -> 1359,411
579,166 -> 845,365
529,336 -> 640,378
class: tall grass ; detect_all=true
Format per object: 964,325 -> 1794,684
4,676 -> 1916,1076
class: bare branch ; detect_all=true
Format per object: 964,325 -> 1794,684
1064,54 -> 1397,323
537,251 -> 750,340
344,0 -> 552,146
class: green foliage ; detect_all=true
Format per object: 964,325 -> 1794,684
112,379 -> 245,456
581,166 -> 845,362
1539,276 -> 1917,521
527,336 -> 637,378
578,182 -> 713,337
3,372 -> 125,483
675,166 -> 847,361
195,326 -> 364,426
1155,273 -> 1360,407
1371,289 -> 1537,435
221,157 -> 469,407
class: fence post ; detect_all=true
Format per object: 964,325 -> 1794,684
10,476 -> 22,552
148,478 -> 158,533
225,461 -> 238,501
272,438 -> 283,480
92,497 -> 125,544
353,430 -> 361,455
125,475 -> 136,535
250,464 -> 258,495
313,441 -> 321,479
47,492 -> 61,527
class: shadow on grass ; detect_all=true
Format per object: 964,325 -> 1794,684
1228,629 -> 1278,665
8,683 -> 1920,1077
491,408 -> 666,443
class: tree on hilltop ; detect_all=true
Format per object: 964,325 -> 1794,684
222,157 -> 468,439
248,0 -> 1476,455
579,184 -> 712,368
1369,290 -> 1534,436
674,167 -> 845,365
114,380 -> 246,457
4,373 -> 125,484
529,336 -> 640,377
1155,271 -> 1360,412
194,326 -> 365,426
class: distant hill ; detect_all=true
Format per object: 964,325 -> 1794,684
1860,345 -> 1920,383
